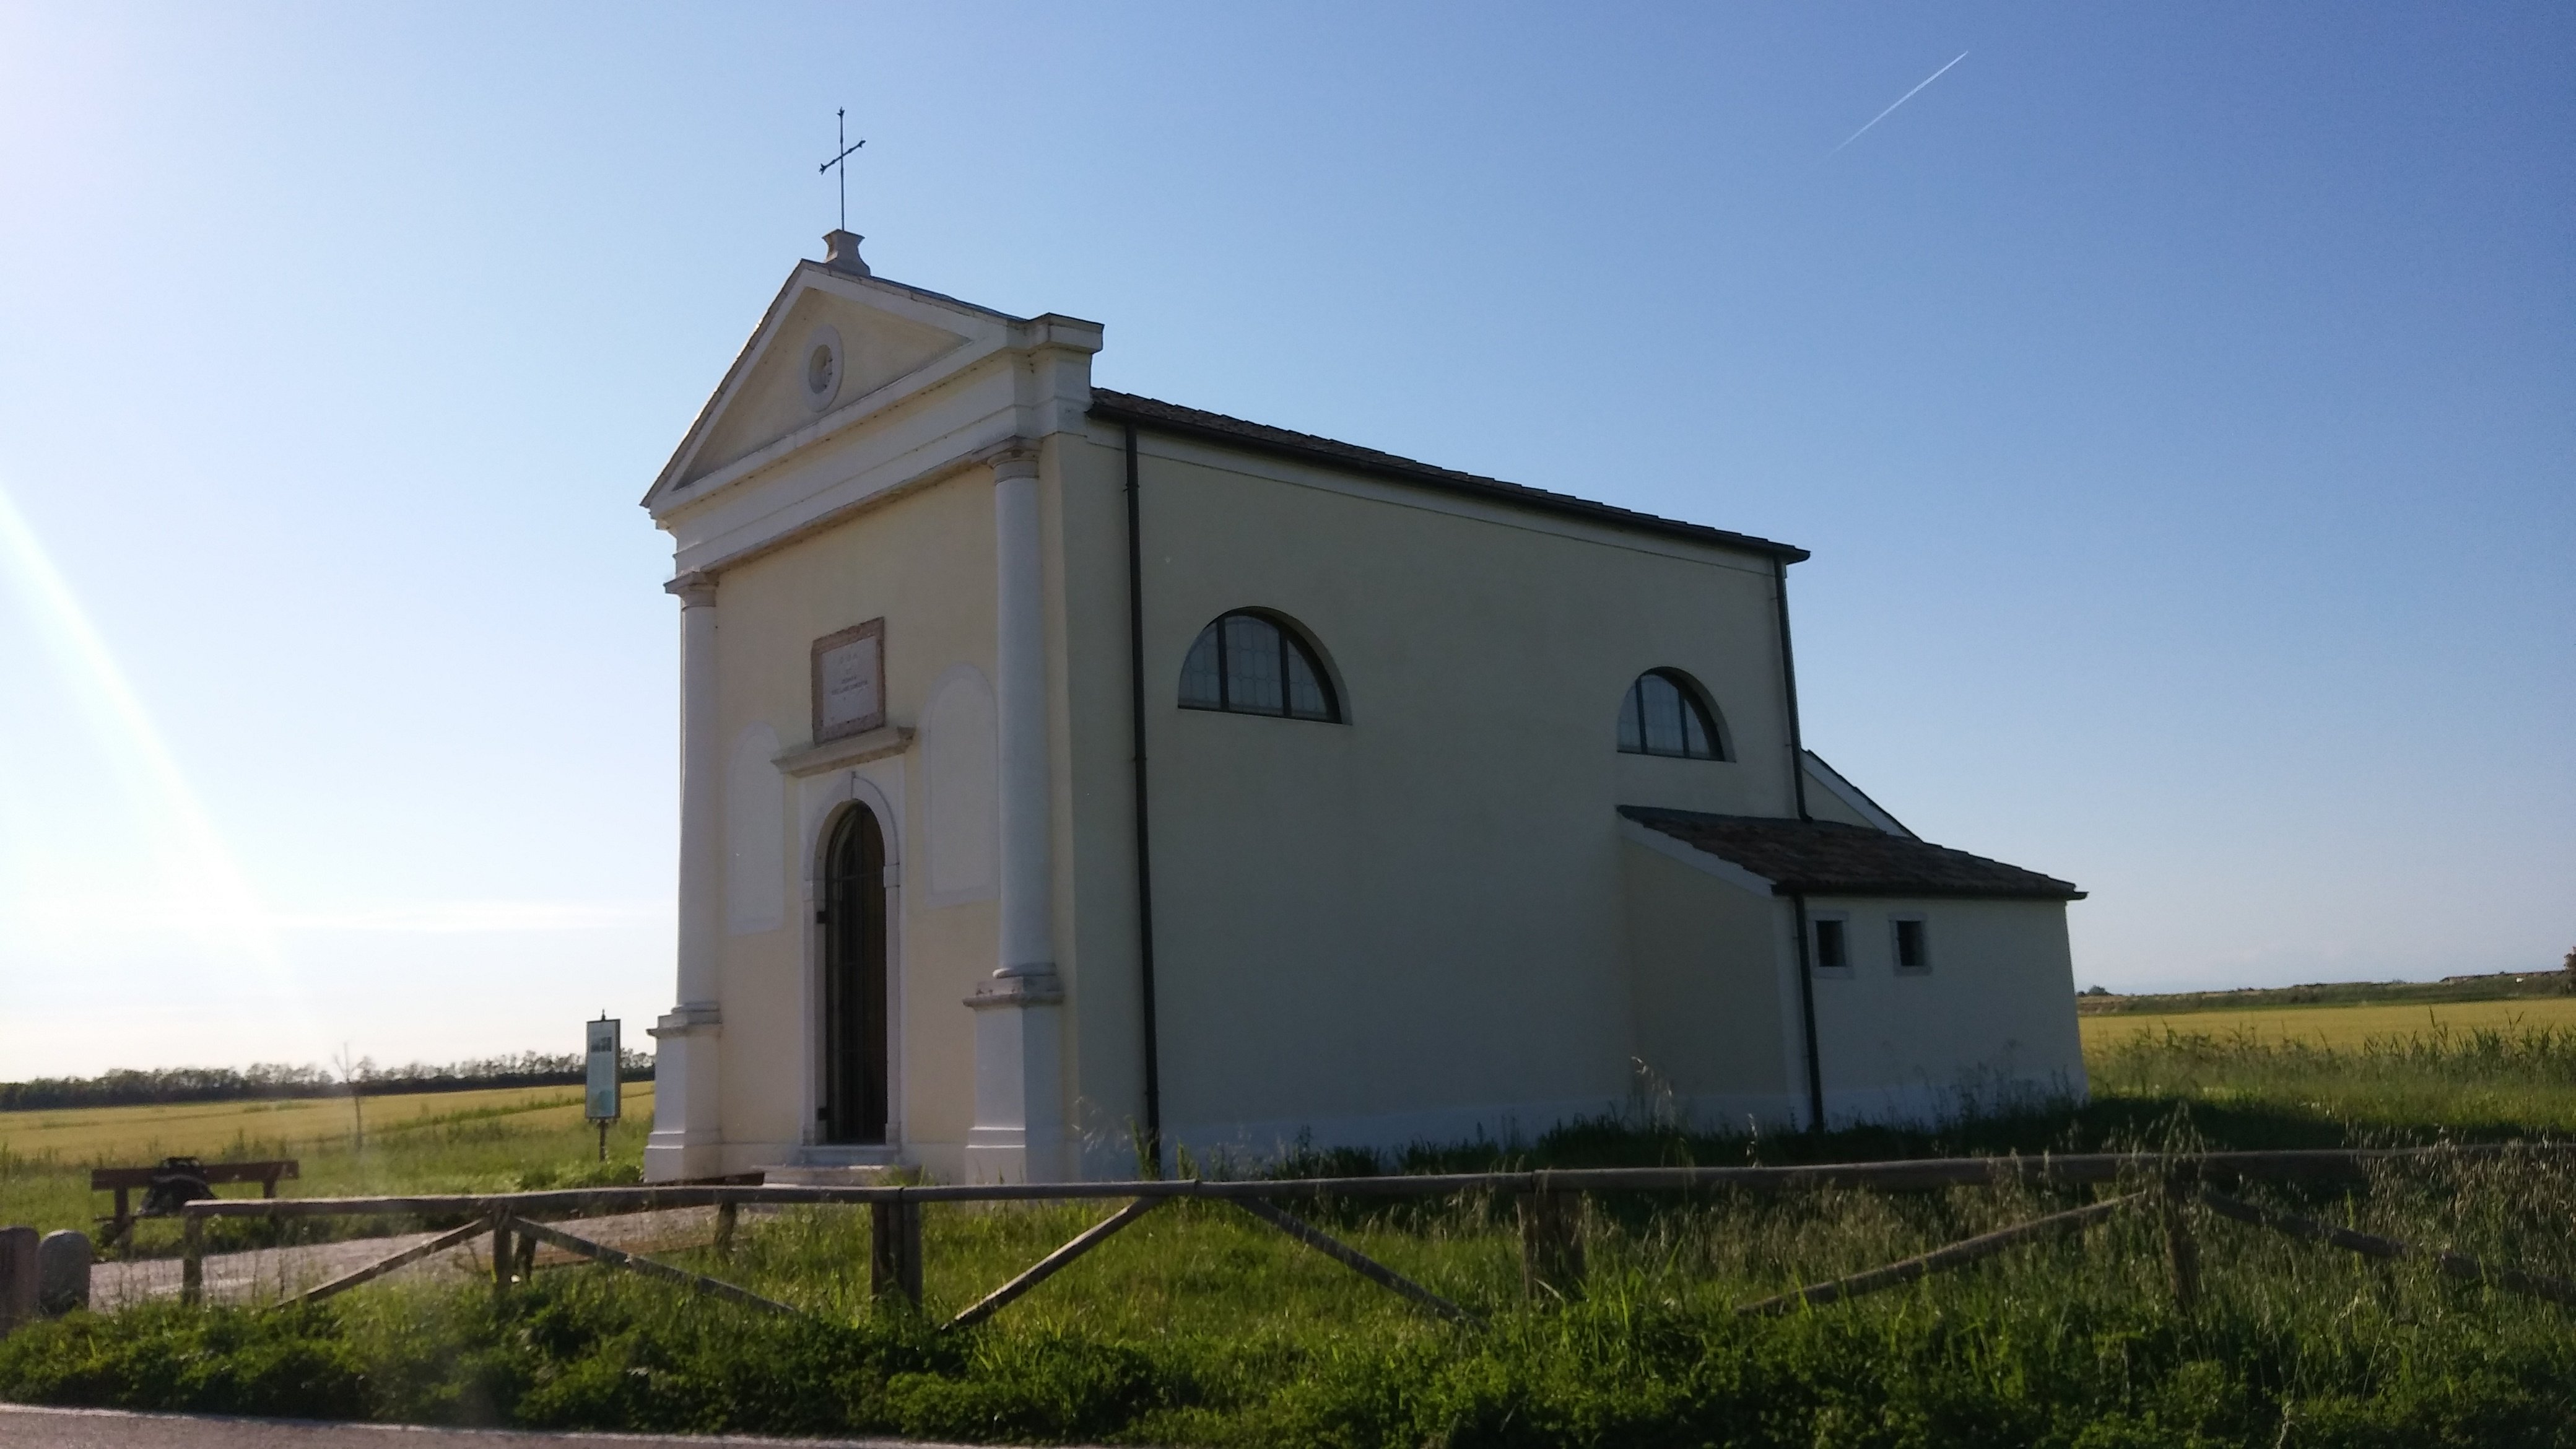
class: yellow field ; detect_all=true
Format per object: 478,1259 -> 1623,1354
0,1081 -> 654,1165
7,998 -> 2566,1165
2079,996 -> 2576,1053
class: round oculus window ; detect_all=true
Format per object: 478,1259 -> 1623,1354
801,324 -> 844,411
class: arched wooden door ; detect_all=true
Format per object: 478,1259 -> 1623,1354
820,804 -> 889,1144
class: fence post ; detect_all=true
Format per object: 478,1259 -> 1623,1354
490,1208 -> 515,1300
871,1198 -> 923,1308
1518,1182 -> 1585,1300
714,1200 -> 739,1259
0,1227 -> 36,1334
180,1214 -> 204,1306
2159,1174 -> 2200,1313
38,1230 -> 92,1316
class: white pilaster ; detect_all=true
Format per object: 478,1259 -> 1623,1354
965,972 -> 1065,1181
965,442 -> 1068,1183
646,570 -> 725,1182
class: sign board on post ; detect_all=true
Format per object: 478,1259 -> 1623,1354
586,1018 -> 622,1120
586,1016 -> 620,1107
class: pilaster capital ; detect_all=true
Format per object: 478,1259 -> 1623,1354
965,966 -> 1064,1009
973,437 -> 1043,482
664,571 -> 718,608
648,1003 -> 722,1037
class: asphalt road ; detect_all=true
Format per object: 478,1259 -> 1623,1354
0,1406 -> 1053,1448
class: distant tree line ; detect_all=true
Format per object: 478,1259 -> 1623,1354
0,1050 -> 655,1112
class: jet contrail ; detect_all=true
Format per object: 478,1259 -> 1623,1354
1831,51 -> 1970,155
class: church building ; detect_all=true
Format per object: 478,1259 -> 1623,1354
638,232 -> 2087,1185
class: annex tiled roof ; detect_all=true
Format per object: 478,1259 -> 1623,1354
1089,389 -> 1808,562
1621,807 -> 2085,900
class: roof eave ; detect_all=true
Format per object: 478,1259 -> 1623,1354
1775,882 -> 2088,903
1615,806 -> 2084,902
1089,395 -> 1810,564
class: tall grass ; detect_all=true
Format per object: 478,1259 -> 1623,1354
2091,1022 -> 2576,1138
5,1021 -> 2575,1442
6,1146 -> 2572,1444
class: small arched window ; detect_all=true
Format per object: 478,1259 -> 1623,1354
1179,611 -> 1340,722
1617,669 -> 1728,760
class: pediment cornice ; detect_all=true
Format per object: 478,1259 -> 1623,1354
641,260 -> 1101,518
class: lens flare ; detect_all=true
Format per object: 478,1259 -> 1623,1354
0,477 -> 326,1066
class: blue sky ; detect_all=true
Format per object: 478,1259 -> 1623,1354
1,4 -> 2568,1078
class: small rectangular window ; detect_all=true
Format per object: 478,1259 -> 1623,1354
1813,917 -> 1847,972
1892,917 -> 1930,972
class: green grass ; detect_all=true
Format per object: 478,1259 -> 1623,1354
6,1148 -> 2573,1445
6,1020 -> 2576,1444
2087,1022 -> 2576,1140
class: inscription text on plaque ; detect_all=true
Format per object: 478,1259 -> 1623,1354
811,619 -> 886,742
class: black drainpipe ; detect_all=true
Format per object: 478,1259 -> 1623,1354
1125,423 -> 1165,1176
1773,555 -> 1825,1131
1791,892 -> 1824,1133
1774,555 -> 1811,824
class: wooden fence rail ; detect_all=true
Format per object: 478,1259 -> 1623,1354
1738,1191 -> 2146,1316
170,1144 -> 2573,1325
2196,1187 -> 2576,1309
173,1144 -> 2573,1224
944,1198 -> 1164,1332
1232,1198 -> 1479,1325
281,1219 -> 488,1309
506,1216 -> 800,1317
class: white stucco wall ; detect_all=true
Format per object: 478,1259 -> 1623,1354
1619,840 -> 1807,1131
1802,895 -> 2088,1124
1050,424 -> 1805,1165
700,468 -> 1003,1179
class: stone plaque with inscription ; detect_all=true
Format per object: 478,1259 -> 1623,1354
812,620 -> 886,742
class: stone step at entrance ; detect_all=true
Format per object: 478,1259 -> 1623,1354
763,1163 -> 907,1187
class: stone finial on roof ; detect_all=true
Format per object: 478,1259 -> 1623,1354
823,230 -> 870,277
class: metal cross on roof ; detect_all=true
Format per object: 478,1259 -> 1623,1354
819,108 -> 866,233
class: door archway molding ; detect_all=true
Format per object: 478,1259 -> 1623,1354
797,766 -> 905,1152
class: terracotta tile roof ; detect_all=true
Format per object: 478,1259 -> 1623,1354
1088,389 -> 1808,562
1621,807 -> 2085,900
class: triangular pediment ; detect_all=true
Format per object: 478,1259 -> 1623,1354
648,264 -> 1018,504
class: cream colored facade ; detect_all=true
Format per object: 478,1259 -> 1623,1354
637,235 -> 2087,1184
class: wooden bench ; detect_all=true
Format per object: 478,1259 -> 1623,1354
93,1160 -> 298,1248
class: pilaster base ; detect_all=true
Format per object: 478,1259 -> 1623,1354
643,1007 -> 723,1183
964,970 -> 1067,1185
965,1124 -> 1069,1186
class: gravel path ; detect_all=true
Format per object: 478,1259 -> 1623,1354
92,1206 -> 765,1309
0,1405 -> 1047,1448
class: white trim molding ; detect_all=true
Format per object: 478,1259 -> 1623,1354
797,767 -> 908,1157
1616,814 -> 1777,896
775,725 -> 913,778
1801,752 -> 1918,838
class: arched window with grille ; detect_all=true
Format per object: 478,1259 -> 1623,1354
1178,611 -> 1341,723
1617,669 -> 1729,760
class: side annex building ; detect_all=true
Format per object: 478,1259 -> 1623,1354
638,232 -> 2087,1185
